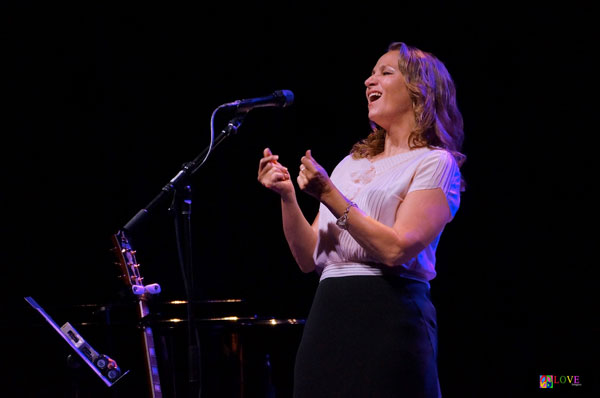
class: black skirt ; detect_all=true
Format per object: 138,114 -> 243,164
293,275 -> 441,398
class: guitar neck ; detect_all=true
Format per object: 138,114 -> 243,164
138,301 -> 162,398
111,231 -> 163,398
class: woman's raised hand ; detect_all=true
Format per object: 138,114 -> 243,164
257,148 -> 293,196
297,149 -> 333,201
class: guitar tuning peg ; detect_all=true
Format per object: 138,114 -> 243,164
144,283 -> 161,294
131,286 -> 145,295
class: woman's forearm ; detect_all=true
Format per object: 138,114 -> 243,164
319,187 -> 449,267
319,188 -> 409,266
280,193 -> 318,273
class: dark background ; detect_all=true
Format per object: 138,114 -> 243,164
3,1 -> 597,397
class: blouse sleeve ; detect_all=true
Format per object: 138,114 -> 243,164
408,150 -> 462,219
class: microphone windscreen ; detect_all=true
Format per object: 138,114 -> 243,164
276,90 -> 294,107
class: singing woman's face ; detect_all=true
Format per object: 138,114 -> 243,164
364,50 -> 414,130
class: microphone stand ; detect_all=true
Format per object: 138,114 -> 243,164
169,182 -> 203,397
121,111 -> 248,398
123,113 -> 248,232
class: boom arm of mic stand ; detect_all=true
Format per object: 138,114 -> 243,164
122,113 -> 247,232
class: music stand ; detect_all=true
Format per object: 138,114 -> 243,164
24,296 -> 129,387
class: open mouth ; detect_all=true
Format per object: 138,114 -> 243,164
368,91 -> 382,103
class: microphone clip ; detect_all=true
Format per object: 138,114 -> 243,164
223,113 -> 247,136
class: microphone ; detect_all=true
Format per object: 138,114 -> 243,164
222,90 -> 294,112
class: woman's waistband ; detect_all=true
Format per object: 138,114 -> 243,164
319,262 -> 430,287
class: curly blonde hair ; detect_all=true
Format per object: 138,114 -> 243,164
351,42 -> 466,168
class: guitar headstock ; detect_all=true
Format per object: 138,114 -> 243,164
111,230 -> 161,297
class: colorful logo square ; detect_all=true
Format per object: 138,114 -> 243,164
540,375 -> 553,389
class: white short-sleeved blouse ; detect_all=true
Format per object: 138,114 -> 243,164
313,147 -> 461,283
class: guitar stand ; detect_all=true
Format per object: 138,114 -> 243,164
24,296 -> 129,387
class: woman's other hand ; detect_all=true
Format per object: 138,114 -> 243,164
258,148 -> 293,197
297,150 -> 333,201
